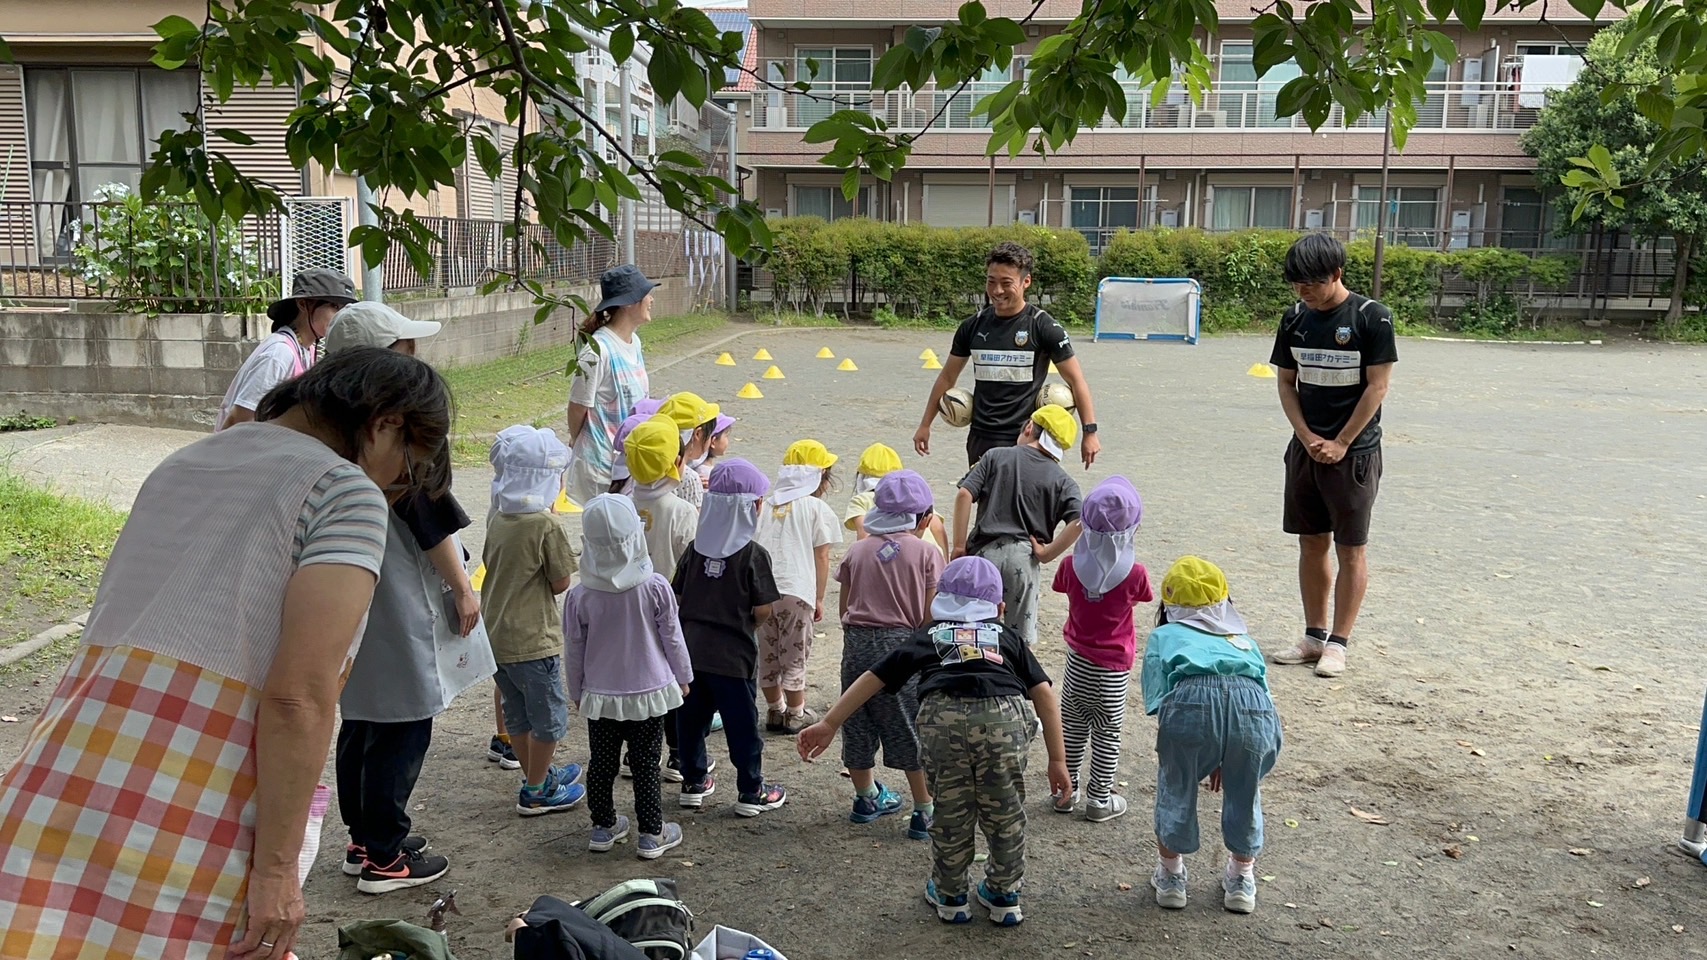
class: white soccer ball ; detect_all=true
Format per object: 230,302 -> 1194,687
1037,381 -> 1075,412
938,388 -> 974,428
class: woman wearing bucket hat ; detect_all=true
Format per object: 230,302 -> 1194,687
215,268 -> 356,431
566,265 -> 658,506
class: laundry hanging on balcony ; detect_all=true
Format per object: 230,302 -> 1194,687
1516,55 -> 1582,108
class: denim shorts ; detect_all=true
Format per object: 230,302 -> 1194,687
494,656 -> 570,741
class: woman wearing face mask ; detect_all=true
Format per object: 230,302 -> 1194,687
216,269 -> 358,431
0,347 -> 452,960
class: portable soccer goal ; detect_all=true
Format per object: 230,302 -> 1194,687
1093,277 -> 1202,344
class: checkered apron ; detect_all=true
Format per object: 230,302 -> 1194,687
0,645 -> 260,959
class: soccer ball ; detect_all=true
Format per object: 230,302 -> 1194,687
938,388 -> 974,428
1037,381 -> 1075,412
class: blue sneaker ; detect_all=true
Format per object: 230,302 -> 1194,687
924,880 -> 971,923
907,809 -> 933,840
589,816 -> 631,852
849,783 -> 903,823
547,763 -> 586,790
976,881 -> 1023,926
517,778 -> 585,816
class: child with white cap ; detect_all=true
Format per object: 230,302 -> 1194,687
672,459 -> 789,816
953,404 -> 1084,644
1142,557 -> 1281,915
799,555 -> 1070,927
1049,476 -> 1154,822
564,494 -> 693,859
831,469 -> 945,839
755,439 -> 844,734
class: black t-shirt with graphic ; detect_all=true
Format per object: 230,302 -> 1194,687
671,541 -> 782,679
949,304 -> 1076,441
871,619 -> 1052,701
1269,293 -> 1398,454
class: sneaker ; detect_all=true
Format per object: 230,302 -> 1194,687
710,711 -> 724,732
1085,794 -> 1128,823
734,782 -> 787,817
779,709 -> 817,735
765,707 -> 787,733
1223,869 -> 1258,914
662,756 -> 713,784
589,816 -> 631,852
1052,788 -> 1080,815
547,763 -> 586,789
638,822 -> 684,860
976,881 -> 1023,926
486,736 -> 521,770
924,880 -> 972,923
1271,635 -> 1324,665
907,809 -> 933,841
517,778 -> 586,816
849,783 -> 903,824
1151,864 -> 1189,909
342,836 -> 429,876
1315,643 -> 1347,678
680,776 -> 716,808
357,848 -> 450,895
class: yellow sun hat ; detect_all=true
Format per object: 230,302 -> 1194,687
856,442 -> 903,478
1030,404 -> 1078,460
783,439 -> 839,469
657,391 -> 721,433
624,414 -> 683,485
1161,556 -> 1230,609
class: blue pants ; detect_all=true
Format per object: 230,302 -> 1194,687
675,671 -> 765,796
1154,675 -> 1281,859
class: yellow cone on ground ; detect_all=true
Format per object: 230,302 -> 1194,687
753,348 -> 773,361
470,564 -> 487,592
1049,362 -> 1059,374
816,347 -> 836,359
923,355 -> 943,370
919,348 -> 939,362
762,365 -> 786,380
837,358 -> 858,371
737,382 -> 764,399
1247,362 -> 1277,379
555,490 -> 583,513
714,352 -> 737,366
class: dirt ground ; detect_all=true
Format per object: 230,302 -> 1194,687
3,325 -> 1706,959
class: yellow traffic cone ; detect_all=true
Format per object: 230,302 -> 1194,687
1049,362 -> 1059,374
837,358 -> 858,371
816,347 -> 835,359
470,564 -> 487,592
762,365 -> 786,380
714,352 -> 736,366
919,348 -> 939,362
555,490 -> 583,513
753,348 -> 773,361
923,355 -> 943,370
737,382 -> 764,399
1247,362 -> 1277,379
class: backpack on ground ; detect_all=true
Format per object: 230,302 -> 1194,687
513,895 -> 646,960
574,878 -> 695,960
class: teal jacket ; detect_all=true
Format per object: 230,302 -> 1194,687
1140,621 -> 1270,715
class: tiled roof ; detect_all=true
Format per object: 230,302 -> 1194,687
702,7 -> 753,89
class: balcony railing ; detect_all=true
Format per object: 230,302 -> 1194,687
751,76 -> 1556,133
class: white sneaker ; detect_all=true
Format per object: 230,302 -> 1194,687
1314,643 -> 1347,678
1223,870 -> 1258,913
1085,794 -> 1128,823
1271,635 -> 1324,665
1052,788 -> 1080,814
1151,864 -> 1188,909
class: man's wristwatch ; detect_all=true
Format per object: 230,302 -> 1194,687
1082,422 -> 1099,435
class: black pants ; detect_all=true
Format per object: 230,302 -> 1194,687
588,716 -> 665,835
675,671 -> 764,796
336,717 -> 433,863
966,431 -> 1014,470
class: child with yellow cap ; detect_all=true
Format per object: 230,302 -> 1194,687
952,405 -> 1084,645
845,442 -> 949,556
754,439 -> 844,734
1141,557 -> 1281,915
655,392 -> 722,510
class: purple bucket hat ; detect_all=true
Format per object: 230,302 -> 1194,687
938,555 -> 1004,605
874,469 -> 934,516
632,397 -> 664,419
708,457 -> 770,497
712,413 -> 735,435
1081,476 -> 1142,534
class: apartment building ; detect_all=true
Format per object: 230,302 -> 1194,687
734,0 -> 1616,257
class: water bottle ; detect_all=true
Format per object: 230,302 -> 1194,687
743,949 -> 776,960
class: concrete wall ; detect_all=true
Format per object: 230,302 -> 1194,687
0,277 -> 692,429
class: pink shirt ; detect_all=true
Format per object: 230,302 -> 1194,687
835,533 -> 945,629
1052,556 -> 1155,672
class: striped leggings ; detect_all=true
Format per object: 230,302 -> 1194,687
1060,651 -> 1129,803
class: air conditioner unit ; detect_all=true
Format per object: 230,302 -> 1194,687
1194,110 -> 1228,127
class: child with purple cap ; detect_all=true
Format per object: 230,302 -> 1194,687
799,555 -> 1070,927
830,470 -> 945,839
694,413 -> 736,482
670,458 -> 790,816
1048,476 -> 1154,823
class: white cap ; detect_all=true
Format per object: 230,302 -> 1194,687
324,301 -> 443,354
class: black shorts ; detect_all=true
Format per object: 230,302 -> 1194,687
1283,438 -> 1383,546
966,431 -> 1014,469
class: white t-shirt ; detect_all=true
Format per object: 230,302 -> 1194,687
566,327 -> 648,504
754,495 -> 842,604
635,489 -> 698,581
217,329 -> 310,430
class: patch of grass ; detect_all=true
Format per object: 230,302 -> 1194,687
0,468 -> 126,649
442,311 -> 730,461
1407,319 -> 1601,342
765,311 -> 844,327
0,412 -> 57,432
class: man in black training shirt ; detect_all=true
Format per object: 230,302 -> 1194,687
1267,233 -> 1397,681
914,242 -> 1102,469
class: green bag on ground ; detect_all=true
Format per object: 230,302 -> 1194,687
337,919 -> 458,960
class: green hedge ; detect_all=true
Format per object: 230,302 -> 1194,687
763,219 -> 1579,333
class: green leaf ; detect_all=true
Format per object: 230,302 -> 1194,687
611,24 -> 635,64
958,1 -> 988,26
904,27 -> 941,57
840,167 -> 861,200
1453,0 -> 1484,32
1566,0 -> 1605,18
472,134 -> 503,181
984,18 -> 1027,47
1559,169 -> 1596,188
1426,0 -> 1453,19
211,128 -> 257,146
656,149 -> 705,168
1586,143 -> 1614,178
152,14 -> 200,40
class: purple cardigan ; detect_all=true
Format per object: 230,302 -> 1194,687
563,573 -> 694,702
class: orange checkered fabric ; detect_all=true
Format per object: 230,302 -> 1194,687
0,645 -> 260,958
